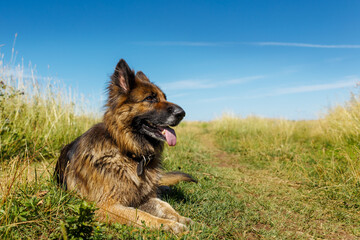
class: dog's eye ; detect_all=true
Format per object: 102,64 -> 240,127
143,95 -> 157,103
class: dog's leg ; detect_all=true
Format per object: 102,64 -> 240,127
138,198 -> 193,225
96,202 -> 188,234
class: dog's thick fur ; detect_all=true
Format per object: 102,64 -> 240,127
54,59 -> 196,233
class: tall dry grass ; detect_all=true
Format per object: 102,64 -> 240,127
0,46 -> 99,215
0,46 -> 102,238
211,88 -> 360,192
0,52 -> 99,162
321,88 -> 360,144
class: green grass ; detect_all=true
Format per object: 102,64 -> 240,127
2,55 -> 360,239
0,78 -> 98,162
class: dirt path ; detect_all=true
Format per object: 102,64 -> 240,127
198,131 -> 357,240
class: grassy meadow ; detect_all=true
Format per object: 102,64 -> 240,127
1,57 -> 360,239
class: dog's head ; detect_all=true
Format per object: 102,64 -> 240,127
104,59 -> 185,147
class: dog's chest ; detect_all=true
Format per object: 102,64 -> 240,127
72,157 -> 160,207
120,167 -> 159,206
65,141 -> 162,207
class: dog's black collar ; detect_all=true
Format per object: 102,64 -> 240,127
127,153 -> 154,176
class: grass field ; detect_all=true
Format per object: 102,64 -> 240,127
1,60 -> 360,239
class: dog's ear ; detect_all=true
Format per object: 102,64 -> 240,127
135,71 -> 150,82
111,59 -> 135,92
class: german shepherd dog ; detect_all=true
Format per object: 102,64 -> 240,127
55,59 -> 196,233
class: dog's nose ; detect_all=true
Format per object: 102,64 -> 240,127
168,104 -> 186,120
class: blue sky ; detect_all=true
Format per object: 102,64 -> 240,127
1,0 -> 360,121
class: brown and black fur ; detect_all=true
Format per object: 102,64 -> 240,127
54,59 -> 196,233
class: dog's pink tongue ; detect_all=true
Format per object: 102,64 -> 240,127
163,127 -> 176,146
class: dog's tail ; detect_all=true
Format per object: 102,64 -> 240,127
158,171 -> 197,186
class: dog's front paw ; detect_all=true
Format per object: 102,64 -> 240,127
162,221 -> 188,234
171,222 -> 188,234
178,216 -> 194,225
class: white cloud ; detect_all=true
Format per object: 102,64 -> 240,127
274,78 -> 358,95
135,41 -> 221,47
199,96 -> 241,103
248,76 -> 359,99
253,42 -> 360,49
161,75 -> 265,91
167,93 -> 190,98
199,76 -> 359,102
224,75 -> 265,85
161,79 -> 216,90
135,41 -> 360,49
325,57 -> 345,63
